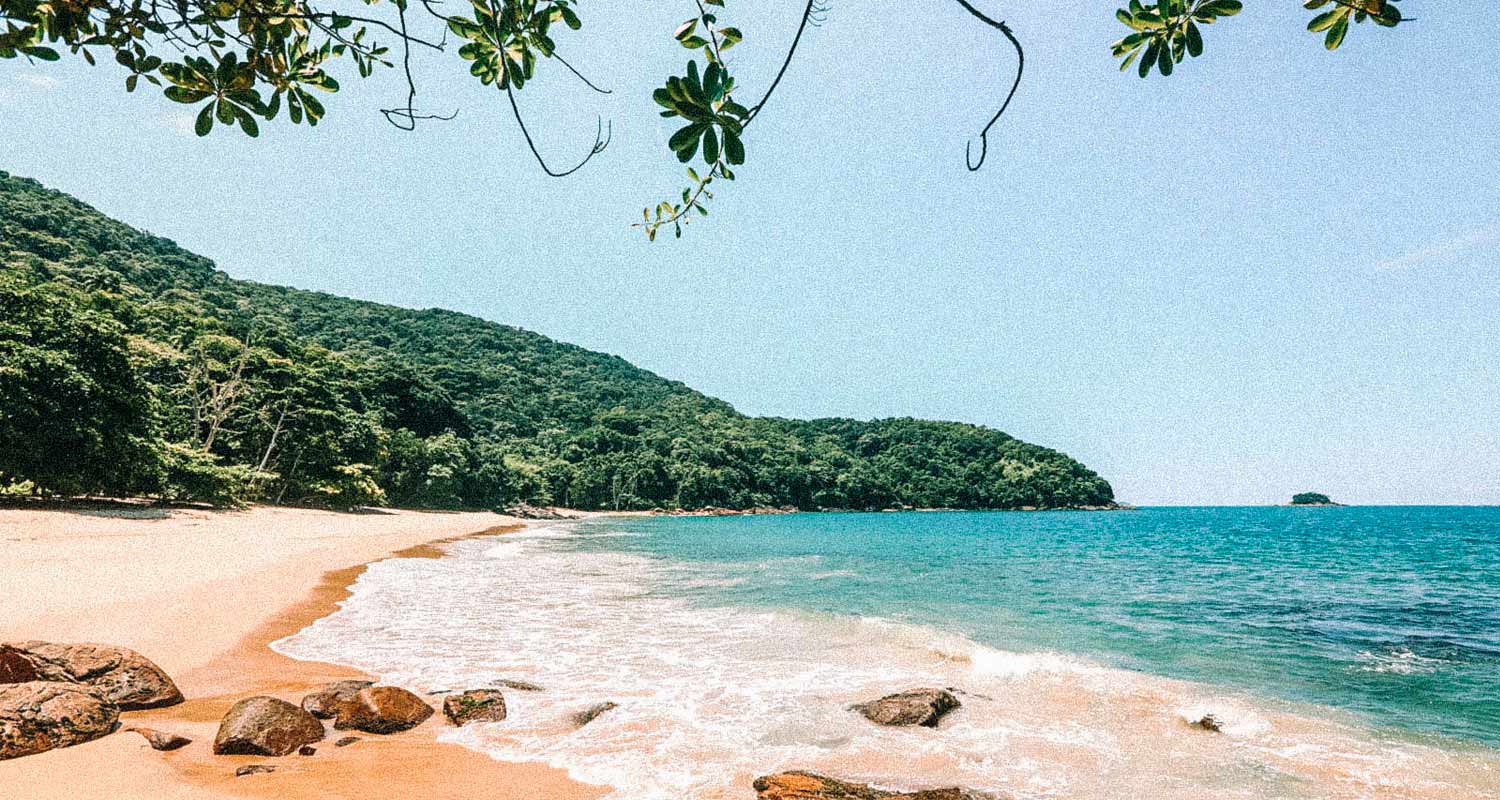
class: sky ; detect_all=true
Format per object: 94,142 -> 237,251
3,2 -> 1498,505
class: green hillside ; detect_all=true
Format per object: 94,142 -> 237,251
0,171 -> 1115,511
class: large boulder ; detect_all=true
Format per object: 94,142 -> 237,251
1,642 -> 182,710
850,688 -> 960,728
301,680 -> 373,719
442,689 -> 507,726
753,772 -> 996,800
213,696 -> 325,756
333,686 -> 433,734
0,681 -> 120,760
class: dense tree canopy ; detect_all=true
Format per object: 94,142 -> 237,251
0,0 -> 1409,236
0,171 -> 1115,510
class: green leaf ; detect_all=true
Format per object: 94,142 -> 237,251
1325,14 -> 1349,49
164,86 -> 210,103
194,103 -> 214,136
235,105 -> 259,137
1186,21 -> 1203,57
1308,9 -> 1342,31
702,126 -> 719,164
722,128 -> 744,165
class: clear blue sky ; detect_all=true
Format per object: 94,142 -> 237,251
3,2 -> 1497,505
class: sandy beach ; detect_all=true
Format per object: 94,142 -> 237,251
0,504 -> 605,800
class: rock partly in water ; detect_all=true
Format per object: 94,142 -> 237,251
235,764 -> 277,777
301,680 -> 373,719
1189,714 -> 1223,733
443,689 -> 507,726
570,701 -> 617,729
495,678 -> 545,692
850,688 -> 960,728
753,772 -> 997,800
335,736 -> 361,747
125,726 -> 192,751
213,696 -> 325,756
0,641 -> 182,710
333,686 -> 434,734
0,681 -> 120,760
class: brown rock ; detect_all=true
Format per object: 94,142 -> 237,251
1189,714 -> 1223,733
235,764 -> 276,777
443,689 -> 507,726
300,680 -> 373,719
570,701 -> 617,728
125,726 -> 192,751
1,641 -> 182,710
213,696 -> 325,756
0,681 -> 120,760
335,736 -> 361,747
495,679 -> 545,692
0,646 -> 39,684
752,772 -> 997,800
850,688 -> 960,728
753,772 -> 889,800
298,745 -> 317,756
333,686 -> 434,734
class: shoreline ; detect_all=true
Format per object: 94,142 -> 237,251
0,505 -> 606,800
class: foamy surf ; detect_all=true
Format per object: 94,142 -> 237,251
274,522 -> 1500,800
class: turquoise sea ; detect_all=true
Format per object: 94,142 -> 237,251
278,507 -> 1500,799
601,507 -> 1500,746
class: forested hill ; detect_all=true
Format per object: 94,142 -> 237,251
0,171 -> 1115,511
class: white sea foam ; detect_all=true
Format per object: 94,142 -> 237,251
274,525 -> 1500,800
1353,647 -> 1449,675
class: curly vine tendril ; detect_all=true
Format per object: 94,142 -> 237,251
951,0 -> 1024,171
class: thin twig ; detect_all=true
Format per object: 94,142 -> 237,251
503,79 -> 610,177
952,0 -> 1023,171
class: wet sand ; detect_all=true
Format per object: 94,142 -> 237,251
0,505 -> 605,800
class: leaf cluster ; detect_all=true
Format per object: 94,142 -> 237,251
1113,0 -> 1404,77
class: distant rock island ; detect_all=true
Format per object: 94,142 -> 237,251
1290,492 -> 1339,506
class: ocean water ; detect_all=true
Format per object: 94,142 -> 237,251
276,508 -> 1500,799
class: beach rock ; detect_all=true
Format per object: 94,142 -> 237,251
235,764 -> 276,777
0,646 -> 39,683
1,641 -> 182,710
570,701 -> 617,728
335,736 -> 361,747
1189,714 -> 1223,733
443,689 -> 507,726
752,772 -> 997,800
0,681 -> 120,760
333,686 -> 434,734
301,680 -> 373,719
495,678 -> 545,692
125,726 -> 192,751
213,696 -> 325,756
298,745 -> 317,756
851,688 -> 960,728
